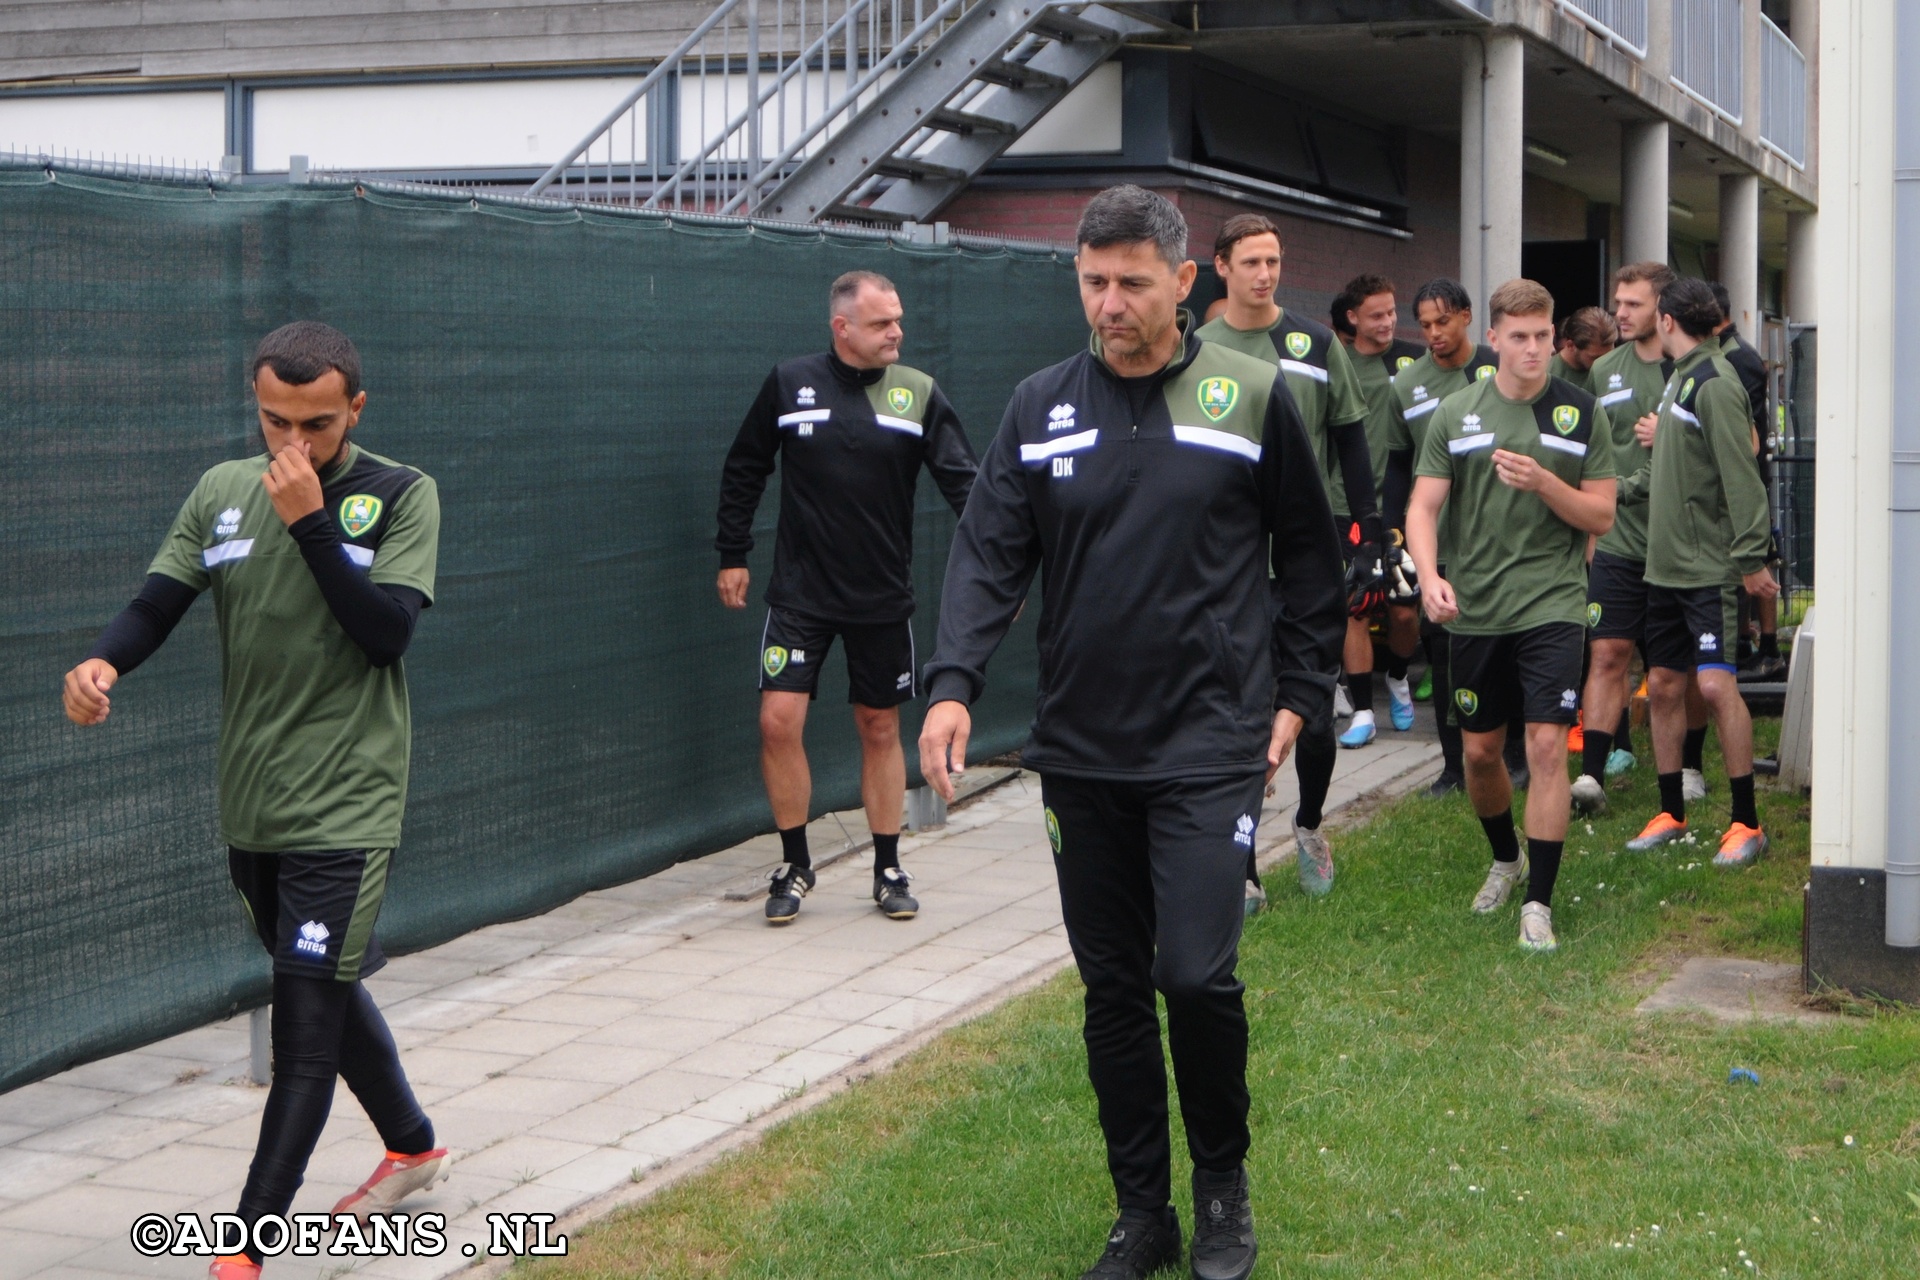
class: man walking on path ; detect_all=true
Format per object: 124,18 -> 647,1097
1406,280 -> 1617,953
715,272 -> 978,925
919,186 -> 1345,1280
1624,278 -> 1778,867
1196,214 -> 1375,904
63,322 -> 448,1279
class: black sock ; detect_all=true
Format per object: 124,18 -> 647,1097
778,823 -> 811,869
1729,774 -> 1758,828
1480,810 -> 1521,863
872,832 -> 900,873
1581,730 -> 1614,783
1524,839 -> 1564,906
1386,651 -> 1410,680
1428,633 -> 1463,774
1658,771 -> 1685,822
1615,705 -> 1634,756
1760,632 -> 1779,658
1683,726 -> 1707,772
1295,724 -> 1336,828
1350,670 -> 1374,715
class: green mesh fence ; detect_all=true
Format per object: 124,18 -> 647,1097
0,166 -> 1081,1094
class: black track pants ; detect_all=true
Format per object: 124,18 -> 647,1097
1042,771 -> 1263,1211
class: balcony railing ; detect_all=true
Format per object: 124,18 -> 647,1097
1672,0 -> 1744,124
1760,15 -> 1808,168
1557,0 -> 1648,57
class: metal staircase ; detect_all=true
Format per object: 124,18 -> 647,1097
526,0 -> 1164,226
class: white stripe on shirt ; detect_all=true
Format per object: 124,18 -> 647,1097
1020,429 -> 1099,463
1404,398 -> 1441,420
1171,424 -> 1262,461
1598,389 -> 1635,407
202,539 -> 254,568
874,414 -> 923,436
1539,435 -> 1588,456
776,409 -> 831,427
1446,432 -> 1496,454
1278,358 -> 1329,384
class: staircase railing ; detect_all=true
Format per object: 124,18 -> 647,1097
526,0 -> 979,213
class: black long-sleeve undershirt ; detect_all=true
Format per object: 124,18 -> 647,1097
89,525 -> 426,674
1330,417 -> 1384,547
1383,447 -> 1414,538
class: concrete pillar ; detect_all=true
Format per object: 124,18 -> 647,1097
1741,0 -> 1764,142
1718,171 -> 1762,331
1785,209 -> 1816,322
1790,0 -> 1819,182
1460,32 -> 1524,320
1621,120 -> 1670,266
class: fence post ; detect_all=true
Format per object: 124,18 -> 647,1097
906,785 -> 947,831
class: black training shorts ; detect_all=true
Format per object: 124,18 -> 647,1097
1644,582 -> 1740,674
1447,622 -> 1585,732
1586,550 -> 1648,642
758,605 -> 917,707
229,847 -> 391,983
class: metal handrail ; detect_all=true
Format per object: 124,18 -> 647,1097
1759,15 -> 1807,169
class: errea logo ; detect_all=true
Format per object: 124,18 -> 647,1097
215,507 -> 242,539
1560,688 -> 1578,710
1233,813 -> 1256,848
1413,384 -> 1429,401
796,386 -> 817,406
295,920 -> 330,959
1461,413 -> 1482,431
1608,372 -> 1624,389
1699,631 -> 1719,653
1048,403 -> 1077,432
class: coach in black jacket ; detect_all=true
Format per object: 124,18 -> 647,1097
919,187 -> 1345,1280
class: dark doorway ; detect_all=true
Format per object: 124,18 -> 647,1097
1521,240 -> 1606,321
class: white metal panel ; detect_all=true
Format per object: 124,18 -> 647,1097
1003,62 -> 1122,156
252,78 -> 648,172
0,91 -> 224,164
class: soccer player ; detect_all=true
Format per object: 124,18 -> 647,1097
1406,279 -> 1617,952
715,271 -> 977,925
1336,272 -> 1425,748
1625,278 -> 1777,866
1548,306 -> 1616,392
1195,214 -> 1374,902
62,323 -> 448,1279
1708,280 -> 1787,680
919,185 -> 1344,1280
1573,262 -> 1675,814
1390,279 -> 1504,796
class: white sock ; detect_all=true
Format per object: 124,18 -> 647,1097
1349,709 -> 1376,729
1385,675 -> 1411,701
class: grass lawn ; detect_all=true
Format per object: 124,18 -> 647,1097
520,720 -> 1920,1278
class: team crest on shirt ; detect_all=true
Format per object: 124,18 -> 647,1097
1476,366 -> 1496,380
887,386 -> 915,414
1396,356 -> 1415,371
763,645 -> 790,677
338,494 -> 383,538
1045,807 -> 1062,854
1455,688 -> 1480,716
1552,405 -> 1580,434
215,507 -> 243,539
1285,332 -> 1311,359
1680,378 -> 1696,401
1588,602 -> 1603,627
1197,376 -> 1240,423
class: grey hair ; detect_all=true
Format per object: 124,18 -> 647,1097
1075,185 -> 1188,269
830,269 -> 897,315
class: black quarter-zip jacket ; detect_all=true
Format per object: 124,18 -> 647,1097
924,323 -> 1348,781
715,351 -> 978,624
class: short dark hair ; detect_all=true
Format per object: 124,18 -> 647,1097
1613,260 -> 1676,294
1658,277 -> 1722,338
1708,280 -> 1733,323
830,269 -> 896,315
1328,289 -> 1356,337
1560,306 -> 1615,349
252,321 -> 362,399
1213,213 -> 1282,265
1412,278 -> 1472,317
1342,272 -> 1396,308
1077,185 -> 1188,269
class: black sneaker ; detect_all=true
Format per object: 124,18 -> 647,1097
873,866 -> 919,919
765,862 -> 815,925
1426,768 -> 1464,798
1190,1166 -> 1258,1280
1739,654 -> 1788,682
1080,1206 -> 1181,1280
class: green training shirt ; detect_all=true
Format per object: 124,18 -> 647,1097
1641,343 -> 1772,589
1547,353 -> 1594,393
1414,376 -> 1614,635
1195,308 -> 1368,513
1392,345 -> 1498,560
1587,342 -> 1670,563
1349,339 -> 1424,513
149,442 -> 440,851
